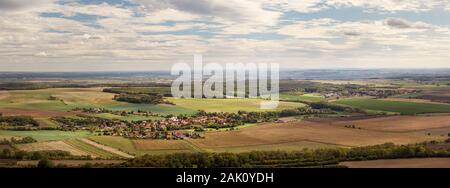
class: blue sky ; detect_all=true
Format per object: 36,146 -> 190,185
1,0 -> 450,71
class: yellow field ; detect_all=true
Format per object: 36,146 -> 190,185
167,98 -> 305,113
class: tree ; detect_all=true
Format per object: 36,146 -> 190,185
2,148 -> 11,157
37,158 -> 54,168
81,163 -> 93,168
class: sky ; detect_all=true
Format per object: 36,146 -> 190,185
1,0 -> 450,71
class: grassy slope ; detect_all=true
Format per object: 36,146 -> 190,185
0,88 -> 196,116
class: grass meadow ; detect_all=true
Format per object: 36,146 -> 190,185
0,130 -> 92,141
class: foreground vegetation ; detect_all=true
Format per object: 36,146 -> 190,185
2,141 -> 449,168
122,142 -> 450,168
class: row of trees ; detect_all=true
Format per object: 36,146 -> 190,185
113,93 -> 167,104
308,102 -> 365,113
103,87 -> 173,105
0,136 -> 37,145
0,149 -> 74,160
0,115 -> 39,127
53,115 -> 123,131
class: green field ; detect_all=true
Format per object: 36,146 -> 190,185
0,89 -> 74,111
0,88 -> 196,116
203,123 -> 257,132
392,93 -> 424,99
89,136 -> 138,155
0,130 -> 92,142
280,93 -> 326,102
167,98 -> 305,113
334,98 -> 450,115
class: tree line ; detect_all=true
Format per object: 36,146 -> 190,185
0,136 -> 37,145
0,115 -> 39,127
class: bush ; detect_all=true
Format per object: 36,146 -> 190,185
309,102 -> 363,113
37,158 -> 54,168
113,94 -> 164,104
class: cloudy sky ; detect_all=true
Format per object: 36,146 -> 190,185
1,0 -> 450,71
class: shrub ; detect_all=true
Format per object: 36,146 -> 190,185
37,158 -> 54,168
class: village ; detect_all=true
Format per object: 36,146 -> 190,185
55,109 -> 278,140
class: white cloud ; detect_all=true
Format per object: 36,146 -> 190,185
326,0 -> 450,13
134,0 -> 282,34
35,51 -> 48,57
50,2 -> 135,18
263,0 -> 450,13
278,18 -> 438,39
135,0 -> 281,24
141,8 -> 199,23
263,0 -> 327,13
1,0 -> 450,71
0,0 -> 54,11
